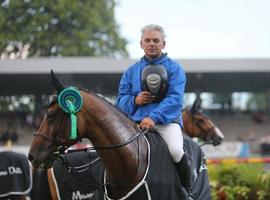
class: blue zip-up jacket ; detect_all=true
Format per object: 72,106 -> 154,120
116,54 -> 186,127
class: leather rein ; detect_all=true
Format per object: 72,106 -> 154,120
34,128 -> 149,189
34,127 -> 149,163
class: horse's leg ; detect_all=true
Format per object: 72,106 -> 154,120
47,169 -> 59,200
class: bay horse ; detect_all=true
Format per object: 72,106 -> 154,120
28,71 -> 211,199
30,99 -> 219,200
182,98 -> 224,146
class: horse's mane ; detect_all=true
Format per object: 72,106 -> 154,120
48,88 -> 136,128
81,88 -> 142,132
48,87 -> 117,110
80,88 -> 122,112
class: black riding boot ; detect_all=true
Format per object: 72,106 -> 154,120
175,153 -> 194,200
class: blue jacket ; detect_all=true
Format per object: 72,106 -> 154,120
116,54 -> 186,127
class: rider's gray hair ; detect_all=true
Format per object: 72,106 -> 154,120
141,24 -> 166,40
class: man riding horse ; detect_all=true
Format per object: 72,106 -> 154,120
116,24 -> 193,199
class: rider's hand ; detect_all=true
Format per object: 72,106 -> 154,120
135,91 -> 154,105
139,117 -> 155,129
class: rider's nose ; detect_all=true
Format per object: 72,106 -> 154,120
149,40 -> 155,45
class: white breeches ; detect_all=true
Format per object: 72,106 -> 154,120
155,123 -> 184,163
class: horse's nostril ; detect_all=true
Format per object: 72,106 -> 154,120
28,153 -> 34,162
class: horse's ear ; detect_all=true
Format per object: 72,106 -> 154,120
190,97 -> 202,114
50,69 -> 65,94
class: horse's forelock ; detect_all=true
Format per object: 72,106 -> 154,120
48,95 -> 58,108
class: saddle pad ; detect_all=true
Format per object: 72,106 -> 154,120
0,151 -> 32,197
51,134 -> 210,200
52,150 -> 104,200
183,135 -> 211,200
124,132 -> 189,200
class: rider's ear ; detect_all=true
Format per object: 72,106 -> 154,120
140,40 -> 144,49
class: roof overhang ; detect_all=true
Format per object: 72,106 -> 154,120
1,57 -> 270,96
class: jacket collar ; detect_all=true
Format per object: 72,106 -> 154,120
141,53 -> 168,66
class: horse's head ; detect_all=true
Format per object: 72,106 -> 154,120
28,71 -> 88,169
182,98 -> 224,146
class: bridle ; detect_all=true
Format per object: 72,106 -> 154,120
34,127 -> 149,190
34,132 -> 72,154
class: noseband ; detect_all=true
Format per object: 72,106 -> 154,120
34,132 -> 71,154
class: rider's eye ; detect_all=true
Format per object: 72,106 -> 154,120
142,38 -> 161,44
143,38 -> 151,43
152,39 -> 160,43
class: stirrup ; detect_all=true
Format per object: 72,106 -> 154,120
184,190 -> 193,200
188,196 -> 193,200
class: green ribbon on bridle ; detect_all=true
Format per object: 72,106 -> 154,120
65,100 -> 77,139
58,87 -> 83,139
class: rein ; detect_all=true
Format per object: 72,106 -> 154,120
88,128 -> 148,150
34,128 -> 149,174
37,128 -> 149,190
56,150 -> 101,173
34,128 -> 148,151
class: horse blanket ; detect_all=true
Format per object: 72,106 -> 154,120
0,151 -> 32,198
52,150 -> 104,200
183,134 -> 211,199
45,132 -> 210,200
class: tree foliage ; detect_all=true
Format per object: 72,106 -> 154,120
0,0 -> 128,58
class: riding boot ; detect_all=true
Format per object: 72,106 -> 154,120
175,153 -> 194,200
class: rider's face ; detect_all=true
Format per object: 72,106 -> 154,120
140,30 -> 165,60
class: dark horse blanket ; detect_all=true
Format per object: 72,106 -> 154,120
33,133 -> 211,200
0,151 -> 32,198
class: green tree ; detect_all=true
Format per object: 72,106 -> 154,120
0,0 -> 128,58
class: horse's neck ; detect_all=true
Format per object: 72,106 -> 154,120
84,94 -> 141,180
86,95 -> 135,144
